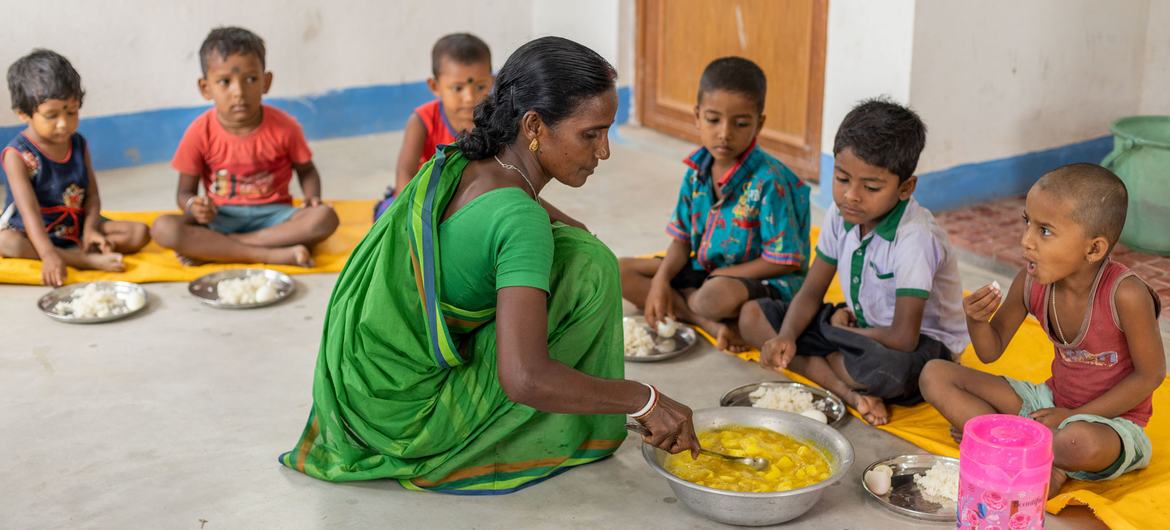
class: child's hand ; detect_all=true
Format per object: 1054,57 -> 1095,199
830,307 -> 857,328
304,197 -> 325,208
1028,407 -> 1073,430
83,231 -> 112,254
41,251 -> 67,287
644,280 -> 674,327
760,336 -> 797,370
964,281 -> 1003,322
189,196 -> 218,224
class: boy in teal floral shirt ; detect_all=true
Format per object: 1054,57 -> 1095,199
620,57 -> 810,352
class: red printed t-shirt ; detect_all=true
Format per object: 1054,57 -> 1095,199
171,105 -> 312,206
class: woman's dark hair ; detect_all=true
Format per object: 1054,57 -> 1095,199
7,49 -> 85,116
459,36 -> 616,160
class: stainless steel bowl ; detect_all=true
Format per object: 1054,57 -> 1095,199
640,407 -> 854,526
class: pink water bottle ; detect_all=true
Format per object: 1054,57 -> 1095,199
958,414 -> 1053,529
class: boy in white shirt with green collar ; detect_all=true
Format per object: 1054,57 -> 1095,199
737,98 -> 968,425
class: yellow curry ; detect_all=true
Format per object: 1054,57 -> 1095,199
664,426 -> 832,492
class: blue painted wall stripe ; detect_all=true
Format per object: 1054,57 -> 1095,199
0,83 -> 632,174
814,135 -> 1113,212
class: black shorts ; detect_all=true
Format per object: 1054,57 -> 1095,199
755,299 -> 954,405
667,264 -> 781,301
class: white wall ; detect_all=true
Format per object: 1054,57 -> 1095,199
0,0 -> 541,127
535,0 -> 636,81
819,0 -> 917,154
1141,0 -> 1170,115
909,0 -> 1149,172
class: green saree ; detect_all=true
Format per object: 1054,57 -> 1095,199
280,147 -> 626,494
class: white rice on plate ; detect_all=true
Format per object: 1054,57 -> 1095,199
748,384 -> 822,414
913,461 -> 959,503
217,274 -> 280,305
53,283 -> 137,318
623,317 -> 657,357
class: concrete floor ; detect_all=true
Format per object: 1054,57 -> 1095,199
0,126 -> 1127,529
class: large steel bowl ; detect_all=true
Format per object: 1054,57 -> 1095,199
641,407 -> 854,526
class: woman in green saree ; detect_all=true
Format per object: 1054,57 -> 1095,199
281,37 -> 699,494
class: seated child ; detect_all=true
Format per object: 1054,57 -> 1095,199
373,32 -> 493,220
152,27 -> 338,266
619,57 -> 810,351
739,98 -> 968,426
921,164 -> 1165,498
0,49 -> 149,286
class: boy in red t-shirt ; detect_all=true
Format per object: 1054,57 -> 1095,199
374,33 -> 493,220
921,164 -> 1165,498
152,27 -> 338,266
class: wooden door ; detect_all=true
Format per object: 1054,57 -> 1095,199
637,0 -> 827,181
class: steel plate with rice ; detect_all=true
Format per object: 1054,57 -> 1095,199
720,381 -> 848,428
188,269 -> 295,309
623,315 -> 697,362
861,454 -> 959,522
38,281 -> 148,324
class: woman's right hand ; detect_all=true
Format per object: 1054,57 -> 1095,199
635,392 -> 699,458
41,250 -> 67,287
644,278 -> 674,327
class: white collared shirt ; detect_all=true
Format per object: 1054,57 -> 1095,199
816,197 -> 969,354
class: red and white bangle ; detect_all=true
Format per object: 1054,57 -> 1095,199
630,383 -> 659,419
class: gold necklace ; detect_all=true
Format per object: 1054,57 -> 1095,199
493,147 -> 539,199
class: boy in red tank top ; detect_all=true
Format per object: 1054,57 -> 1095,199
921,163 -> 1165,498
374,33 -> 493,220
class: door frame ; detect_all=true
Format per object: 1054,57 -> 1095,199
635,0 -> 828,181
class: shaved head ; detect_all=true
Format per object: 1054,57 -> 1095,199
1035,163 -> 1128,245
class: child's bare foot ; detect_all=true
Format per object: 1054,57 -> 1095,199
1048,467 -> 1068,498
847,390 -> 889,425
715,324 -> 749,353
83,252 -> 125,272
270,245 -> 314,267
950,425 -> 964,443
176,254 -> 206,267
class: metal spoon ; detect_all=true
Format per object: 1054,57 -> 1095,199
625,422 -> 769,471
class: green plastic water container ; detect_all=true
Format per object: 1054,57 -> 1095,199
1102,116 -> 1170,256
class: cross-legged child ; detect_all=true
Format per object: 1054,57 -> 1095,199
739,99 -> 968,425
373,33 -> 493,220
619,57 -> 811,351
921,164 -> 1165,498
151,27 -> 338,266
0,49 -> 149,286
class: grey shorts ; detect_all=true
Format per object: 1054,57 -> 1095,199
1006,378 -> 1152,481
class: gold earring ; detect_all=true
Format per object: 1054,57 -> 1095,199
529,138 -> 540,152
